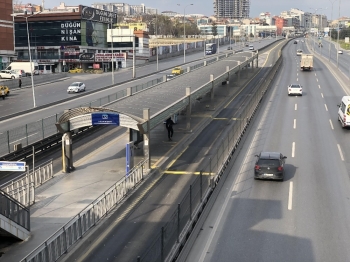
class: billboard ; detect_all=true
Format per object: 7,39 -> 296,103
81,5 -> 117,24
81,20 -> 107,47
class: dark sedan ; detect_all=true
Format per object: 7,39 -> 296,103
254,152 -> 287,181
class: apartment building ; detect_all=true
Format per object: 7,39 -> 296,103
92,2 -> 157,15
0,0 -> 16,69
214,0 -> 250,19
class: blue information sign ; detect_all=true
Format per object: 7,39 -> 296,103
0,161 -> 26,172
91,113 -> 120,125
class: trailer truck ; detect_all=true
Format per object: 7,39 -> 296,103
300,54 -> 313,71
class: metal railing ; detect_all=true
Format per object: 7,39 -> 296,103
138,54 -> 283,262
20,158 -> 150,262
0,189 -> 30,231
1,160 -> 53,206
0,49 -> 245,158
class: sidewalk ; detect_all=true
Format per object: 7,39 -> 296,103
0,51 -> 269,261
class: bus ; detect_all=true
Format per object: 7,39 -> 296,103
205,43 -> 217,55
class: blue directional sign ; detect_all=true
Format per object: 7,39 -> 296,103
0,161 -> 26,172
91,113 -> 120,125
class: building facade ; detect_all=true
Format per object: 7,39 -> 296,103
274,16 -> 288,35
214,0 -> 250,19
13,6 -> 119,73
92,2 -> 157,15
0,0 -> 16,69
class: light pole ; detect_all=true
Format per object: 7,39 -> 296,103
328,0 -> 337,61
156,9 -> 159,71
22,12 -> 41,108
178,3 -> 193,63
336,0 -> 341,68
110,21 -> 114,84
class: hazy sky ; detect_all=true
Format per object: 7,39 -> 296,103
43,0 -> 349,20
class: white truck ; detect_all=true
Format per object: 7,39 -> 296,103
6,62 -> 39,76
300,54 -> 313,71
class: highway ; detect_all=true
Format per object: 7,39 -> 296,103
62,40 -> 285,262
0,39 -> 277,133
184,39 -> 350,261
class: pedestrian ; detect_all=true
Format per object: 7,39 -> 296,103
1,89 -> 5,100
18,78 -> 22,88
165,117 -> 174,141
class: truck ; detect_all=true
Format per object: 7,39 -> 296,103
205,43 -> 217,55
6,62 -> 39,76
300,54 -> 313,71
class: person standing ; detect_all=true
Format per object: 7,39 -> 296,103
1,89 -> 5,100
166,117 -> 174,141
19,78 -> 22,88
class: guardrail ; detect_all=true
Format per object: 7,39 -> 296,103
0,73 -> 69,89
20,158 -> 150,262
0,48 -> 245,159
1,160 -> 53,206
138,47 -> 284,262
0,188 -> 30,231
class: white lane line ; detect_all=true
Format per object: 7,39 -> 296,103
318,85 -> 321,89
329,119 -> 334,130
316,78 -> 319,82
10,133 -> 37,144
292,142 -> 295,157
295,103 -> 297,111
297,73 -> 298,76
337,144 -> 344,161
325,104 -> 328,111
288,181 -> 293,210
297,78 -> 298,81
293,119 -> 296,129
315,73 -> 317,76
321,93 -> 324,98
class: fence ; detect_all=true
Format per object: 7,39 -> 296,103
138,55 -> 283,262
0,189 -> 30,231
20,158 -> 150,262
0,49 -> 244,158
1,160 -> 54,206
0,73 -> 69,89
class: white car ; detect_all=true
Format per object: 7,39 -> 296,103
249,45 -> 254,50
11,69 -> 26,77
0,70 -> 20,79
288,84 -> 303,96
166,74 -> 175,81
338,50 -> 343,54
296,49 -> 303,56
67,82 -> 86,93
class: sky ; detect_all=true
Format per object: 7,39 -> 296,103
42,0 -> 349,20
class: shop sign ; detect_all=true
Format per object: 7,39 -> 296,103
81,5 -> 117,24
79,53 -> 95,61
93,64 -> 100,69
94,53 -> 126,62
61,21 -> 81,42
59,59 -> 80,62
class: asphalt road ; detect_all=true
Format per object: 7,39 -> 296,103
62,40 -> 285,262
185,38 -> 350,262
0,38 -> 278,133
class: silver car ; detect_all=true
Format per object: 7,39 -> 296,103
67,82 -> 86,93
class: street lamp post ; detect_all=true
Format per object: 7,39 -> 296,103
328,0 -> 337,61
178,3 -> 193,63
156,9 -> 159,71
110,22 -> 114,85
336,0 -> 341,68
25,16 -> 36,107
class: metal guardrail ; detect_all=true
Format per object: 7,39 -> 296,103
139,51 -> 284,262
0,188 -> 30,231
0,49 -> 245,159
1,160 -> 53,206
20,158 -> 150,262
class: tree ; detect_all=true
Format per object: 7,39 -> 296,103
212,22 -> 218,37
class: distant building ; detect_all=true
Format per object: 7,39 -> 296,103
214,0 -> 250,19
161,11 -> 178,17
92,2 -> 157,16
52,2 -> 79,12
274,16 -> 288,35
0,0 -> 16,69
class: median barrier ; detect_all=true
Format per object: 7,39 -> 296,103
0,73 -> 69,89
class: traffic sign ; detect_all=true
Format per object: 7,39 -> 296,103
91,113 -> 120,125
0,161 -> 26,172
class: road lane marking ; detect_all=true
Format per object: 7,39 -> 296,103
321,93 -> 324,98
316,78 -> 319,82
329,119 -> 334,130
297,73 -> 298,76
325,104 -> 328,111
318,85 -> 321,89
288,181 -> 293,210
297,78 -> 298,81
293,119 -> 296,129
337,144 -> 344,161
315,73 -> 317,76
295,103 -> 297,110
292,142 -> 295,157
